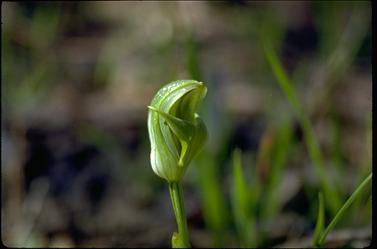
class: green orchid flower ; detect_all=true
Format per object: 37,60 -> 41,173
148,80 -> 208,182
147,80 -> 208,248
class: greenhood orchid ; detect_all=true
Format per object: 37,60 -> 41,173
147,80 -> 208,248
148,80 -> 208,182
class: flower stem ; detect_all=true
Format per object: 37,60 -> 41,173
169,182 -> 191,248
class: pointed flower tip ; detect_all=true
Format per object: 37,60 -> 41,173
194,81 -> 207,100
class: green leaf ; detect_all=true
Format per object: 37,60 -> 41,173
313,192 -> 325,247
263,38 -> 342,216
232,149 -> 257,248
233,149 -> 250,211
172,232 -> 186,248
317,173 -> 372,247
261,121 -> 293,220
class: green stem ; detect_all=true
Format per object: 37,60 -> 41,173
169,182 -> 191,248
317,172 -> 372,247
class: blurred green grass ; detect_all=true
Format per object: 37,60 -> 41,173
1,1 -> 371,248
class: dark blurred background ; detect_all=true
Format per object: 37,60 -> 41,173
1,1 -> 371,248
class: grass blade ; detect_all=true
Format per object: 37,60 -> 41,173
261,121 -> 293,220
263,39 -> 342,216
232,149 -> 257,248
313,192 -> 325,247
317,173 -> 372,247
195,151 -> 228,246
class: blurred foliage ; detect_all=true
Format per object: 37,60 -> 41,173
1,1 -> 371,248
